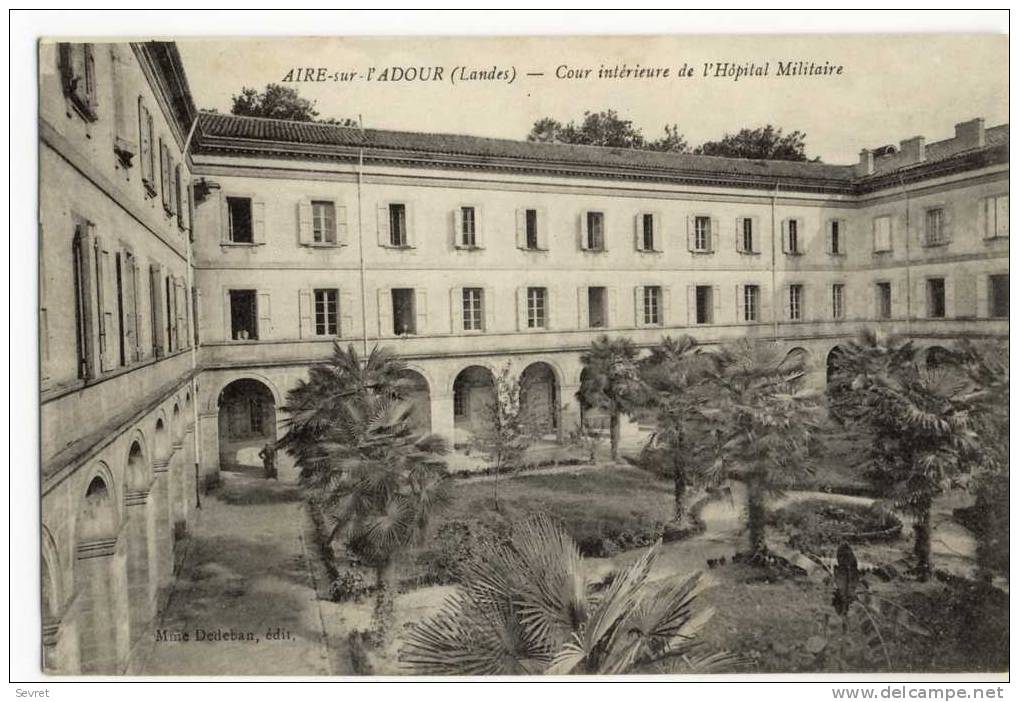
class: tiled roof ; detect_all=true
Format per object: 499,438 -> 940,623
872,124 -> 1009,175
196,112 -> 857,183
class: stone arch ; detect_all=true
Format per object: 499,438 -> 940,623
171,403 -> 183,444
123,437 -> 156,646
208,372 -> 283,414
41,525 -> 63,672
153,414 -> 169,462
925,344 -> 955,371
76,465 -> 119,543
398,368 -> 432,434
826,345 -> 848,386
124,432 -> 150,491
519,361 -> 562,438
217,378 -> 278,474
451,365 -> 497,446
445,361 -> 499,396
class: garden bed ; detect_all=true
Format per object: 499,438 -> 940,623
769,499 -> 902,555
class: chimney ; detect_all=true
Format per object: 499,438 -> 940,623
954,118 -> 986,150
899,136 -> 926,164
857,149 -> 874,176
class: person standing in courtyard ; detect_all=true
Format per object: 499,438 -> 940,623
259,441 -> 278,480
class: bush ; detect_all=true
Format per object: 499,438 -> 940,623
414,519 -> 509,585
329,569 -> 371,602
770,499 -> 901,554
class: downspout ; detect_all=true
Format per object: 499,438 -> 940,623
355,115 -> 370,358
898,173 -> 912,336
771,182 -> 779,340
182,114 -> 201,506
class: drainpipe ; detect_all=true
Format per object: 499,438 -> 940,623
355,115 -> 370,358
182,114 -> 201,507
771,182 -> 779,341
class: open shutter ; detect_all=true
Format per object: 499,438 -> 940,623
784,285 -> 793,321
578,213 -> 589,250
297,200 -> 312,245
338,289 -> 353,337
257,292 -> 271,339
378,289 -> 392,337
633,287 -> 643,328
192,287 -> 201,347
130,254 -> 142,360
686,215 -> 696,252
781,219 -> 790,254
137,99 -> 150,182
546,287 -> 557,330
634,214 -> 643,251
515,209 -> 527,249
826,220 -> 834,254
94,237 -> 113,371
942,206 -> 954,244
686,286 -> 696,324
377,203 -> 389,246
220,193 -> 230,243
414,289 -> 428,333
405,203 -> 417,248
662,287 -> 672,326
652,211 -> 664,252
735,285 -> 745,323
298,289 -> 313,338
760,286 -> 771,322
917,278 -> 928,319
336,205 -> 349,245
709,218 -> 719,253
751,216 -> 762,253
607,287 -> 618,328
149,264 -> 164,354
475,206 -> 486,249
996,197 -> 1009,238
516,287 -> 527,331
895,278 -> 909,319
175,277 -> 187,348
713,286 -> 721,324
452,208 -> 464,248
577,287 -> 589,328
735,217 -> 745,253
222,289 -> 232,341
449,287 -> 463,332
945,275 -> 956,318
484,287 -> 495,331
977,275 -> 989,318
252,200 -> 266,244
798,219 -> 807,254
536,207 -> 549,250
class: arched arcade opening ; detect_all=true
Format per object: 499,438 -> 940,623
217,378 -> 277,474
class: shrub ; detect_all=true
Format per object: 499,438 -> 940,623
329,569 -> 371,602
770,499 -> 901,554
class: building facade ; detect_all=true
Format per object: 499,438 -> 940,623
39,41 -> 1008,673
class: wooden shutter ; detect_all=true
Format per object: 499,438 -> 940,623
577,287 -> 589,328
942,206 -> 954,244
187,181 -> 196,241
130,254 -> 142,359
339,289 -> 354,337
977,274 -> 989,318
735,217 -> 745,253
536,207 -> 549,250
945,275 -> 956,319
735,285 -> 745,323
94,237 -> 114,371
257,292 -> 271,339
607,287 -> 618,327
709,218 -> 718,252
336,205 -> 349,245
996,197 -> 1009,238
404,203 -> 417,248
686,285 -> 696,324
220,192 -> 230,243
712,285 -> 721,324
452,208 -> 464,248
515,209 -> 527,249
662,287 -> 672,326
484,286 -> 495,331
634,213 -> 644,251
760,285 -> 771,322
121,252 -> 136,361
298,289 -> 313,338
449,287 -> 463,332
578,212 -> 589,250
686,215 -> 696,252
652,211 -> 664,252
137,99 -> 150,183
475,205 -> 485,249
896,277 -> 909,319
252,200 -> 266,244
546,287 -> 557,330
175,277 -> 187,348
516,287 -> 527,331
826,220 -> 834,254
159,140 -> 169,210
297,200 -> 312,245
633,286 -> 643,327
781,219 -> 790,254
414,289 -> 428,333
377,289 -> 392,337
376,203 -> 389,246
149,264 -> 164,354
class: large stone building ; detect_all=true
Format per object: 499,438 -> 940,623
39,41 -> 1008,673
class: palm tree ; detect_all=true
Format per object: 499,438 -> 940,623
577,335 -> 643,462
400,514 -> 732,675
281,343 -> 452,640
639,335 -> 712,524
699,339 -> 824,560
832,331 -> 983,580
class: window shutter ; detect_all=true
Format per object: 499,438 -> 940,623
735,285 -> 745,323
414,289 -> 428,333
137,99 -> 149,181
179,177 -> 190,232
222,289 -> 232,341
122,256 -> 135,361
712,285 -> 721,324
298,289 -> 313,338
686,285 -> 696,324
452,207 -> 464,248
160,141 -> 170,210
735,217 -> 744,253
895,278 -> 909,319
130,255 -> 142,360
916,278 -> 928,318
257,292 -> 272,339
633,286 -> 643,327
662,287 -> 672,326
405,203 -> 417,248
796,218 -> 806,254
149,264 -> 164,354
536,207 -> 549,250
475,206 -> 486,249
978,198 -> 990,239
686,215 -> 696,252
515,209 -> 526,249
169,160 -> 178,216
192,287 -> 202,347
578,213 -> 589,250
336,205 -> 349,245
252,200 -> 266,244
516,287 -> 527,331
220,192 -> 230,243
709,218 -> 719,253
784,285 -> 793,320
450,287 -> 463,332
337,289 -> 353,337
781,219 -> 790,254
826,221 -> 834,254
378,288 -> 392,337
751,216 -> 762,253
297,200 -> 312,245
377,203 -> 389,247
945,276 -> 956,318
634,213 -> 643,251
942,206 -> 954,244
652,211 -> 664,252
484,287 -> 495,331
760,286 -> 771,322
577,287 -> 589,328
175,278 -> 187,348
94,237 -> 113,371
996,197 -> 1009,237
546,287 -> 557,330
607,287 -> 618,328
977,274 -> 989,318
187,181 -> 196,241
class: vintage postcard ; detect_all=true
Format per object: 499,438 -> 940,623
36,30 -> 1008,679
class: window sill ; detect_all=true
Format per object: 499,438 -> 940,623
737,250 -> 762,256
921,241 -> 950,248
518,246 -> 549,253
381,244 -> 415,250
784,252 -> 805,257
220,242 -> 264,248
453,245 -> 484,251
873,250 -> 893,255
636,249 -> 664,254
689,250 -> 715,255
303,242 -> 346,249
143,180 -> 157,199
828,252 -> 846,257
67,95 -> 98,123
580,248 -> 608,254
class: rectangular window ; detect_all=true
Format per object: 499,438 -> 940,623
139,101 -> 156,196
392,288 -> 416,335
742,218 -> 754,253
312,201 -> 336,244
874,216 -> 892,252
787,219 -> 800,254
643,286 -> 662,326
453,384 -> 467,418
525,209 -> 539,250
695,286 -> 713,324
832,284 -> 845,320
789,284 -> 803,321
460,207 -> 477,247
227,197 -> 254,243
694,216 -> 711,252
588,286 -> 607,328
72,225 -> 90,378
230,290 -> 258,340
527,287 -> 547,329
314,289 -> 338,336
58,43 -> 97,121
984,196 -> 1009,239
462,287 -> 484,331
877,282 -> 892,320
165,278 -> 174,352
924,208 -> 946,246
586,211 -> 605,251
927,278 -> 946,318
989,275 -> 1009,318
831,220 -> 843,255
642,213 -> 655,251
743,285 -> 759,322
115,253 -> 127,367
174,165 -> 185,230
389,204 -> 408,247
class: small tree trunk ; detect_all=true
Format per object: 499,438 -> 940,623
609,412 -> 620,462
672,450 -> 686,523
746,471 -> 768,558
913,497 -> 933,581
492,462 -> 501,513
370,560 -> 396,646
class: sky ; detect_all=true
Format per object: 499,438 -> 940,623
178,34 -> 1008,164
